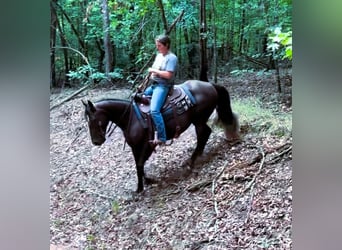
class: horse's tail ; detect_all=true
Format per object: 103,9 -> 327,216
213,84 -> 240,141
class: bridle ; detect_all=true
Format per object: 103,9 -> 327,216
88,73 -> 150,143
104,98 -> 134,140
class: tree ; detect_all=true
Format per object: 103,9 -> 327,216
101,0 -> 113,80
50,0 -> 58,87
50,0 -> 292,88
199,0 -> 209,82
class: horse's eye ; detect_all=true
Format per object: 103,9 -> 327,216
99,121 -> 102,126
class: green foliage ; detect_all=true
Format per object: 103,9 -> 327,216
52,0 -> 292,87
87,234 -> 96,243
267,27 -> 292,60
111,200 -> 120,214
67,65 -> 123,83
230,69 -> 256,76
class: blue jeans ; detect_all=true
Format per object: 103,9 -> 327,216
144,83 -> 170,142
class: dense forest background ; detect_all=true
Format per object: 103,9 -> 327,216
50,0 -> 292,89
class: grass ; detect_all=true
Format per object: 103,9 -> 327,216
232,97 -> 292,138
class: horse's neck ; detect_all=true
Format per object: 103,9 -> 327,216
98,100 -> 131,129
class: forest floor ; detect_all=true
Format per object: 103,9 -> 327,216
50,71 -> 292,250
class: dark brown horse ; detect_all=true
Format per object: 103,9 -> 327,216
83,80 -> 239,193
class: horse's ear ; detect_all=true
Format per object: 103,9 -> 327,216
82,99 -> 87,107
87,100 -> 96,113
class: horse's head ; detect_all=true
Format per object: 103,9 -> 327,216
82,100 -> 109,146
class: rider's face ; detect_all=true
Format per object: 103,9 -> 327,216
155,41 -> 168,55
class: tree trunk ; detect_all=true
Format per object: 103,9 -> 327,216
239,0 -> 247,53
228,0 -> 236,60
156,0 -> 168,32
101,0 -> 113,79
50,0 -> 57,88
57,16 -> 70,86
95,39 -> 105,72
199,0 -> 209,82
56,2 -> 87,56
210,0 -> 217,83
183,25 -> 194,79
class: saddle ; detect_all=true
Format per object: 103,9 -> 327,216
135,86 -> 192,114
133,85 -> 196,138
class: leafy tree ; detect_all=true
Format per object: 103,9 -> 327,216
50,0 -> 292,88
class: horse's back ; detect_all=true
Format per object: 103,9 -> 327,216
180,80 -> 217,105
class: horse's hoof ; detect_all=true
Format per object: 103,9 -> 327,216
144,176 -> 158,185
183,159 -> 194,169
225,131 -> 241,142
135,186 -> 144,193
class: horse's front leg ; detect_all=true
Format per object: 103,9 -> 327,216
135,163 -> 158,192
133,144 -> 155,193
135,164 -> 145,193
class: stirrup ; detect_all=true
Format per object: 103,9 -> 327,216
149,139 -> 165,146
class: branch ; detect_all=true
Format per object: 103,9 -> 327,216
50,82 -> 92,111
78,187 -> 114,200
50,46 -> 94,110
166,10 -> 184,35
53,46 -> 90,66
267,145 -> 292,164
243,146 -> 266,224
54,2 -> 86,50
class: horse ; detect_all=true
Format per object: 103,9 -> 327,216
82,80 -> 240,193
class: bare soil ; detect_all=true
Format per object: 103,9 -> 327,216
50,71 -> 292,249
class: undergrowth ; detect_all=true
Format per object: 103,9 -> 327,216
232,97 -> 292,138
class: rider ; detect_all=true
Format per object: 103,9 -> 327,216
144,34 -> 178,146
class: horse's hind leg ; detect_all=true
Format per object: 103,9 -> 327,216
189,123 -> 212,167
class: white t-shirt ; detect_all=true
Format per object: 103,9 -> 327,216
151,52 -> 177,85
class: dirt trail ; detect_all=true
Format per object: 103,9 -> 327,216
50,72 -> 292,249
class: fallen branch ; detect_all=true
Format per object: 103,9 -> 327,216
212,181 -> 218,212
50,82 -> 93,111
244,185 -> 256,225
78,187 -> 114,200
267,145 -> 292,164
186,179 -> 212,192
243,146 -> 266,224
210,161 -> 231,219
243,147 -> 265,193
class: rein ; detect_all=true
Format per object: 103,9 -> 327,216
105,98 -> 133,139
105,73 -> 151,145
